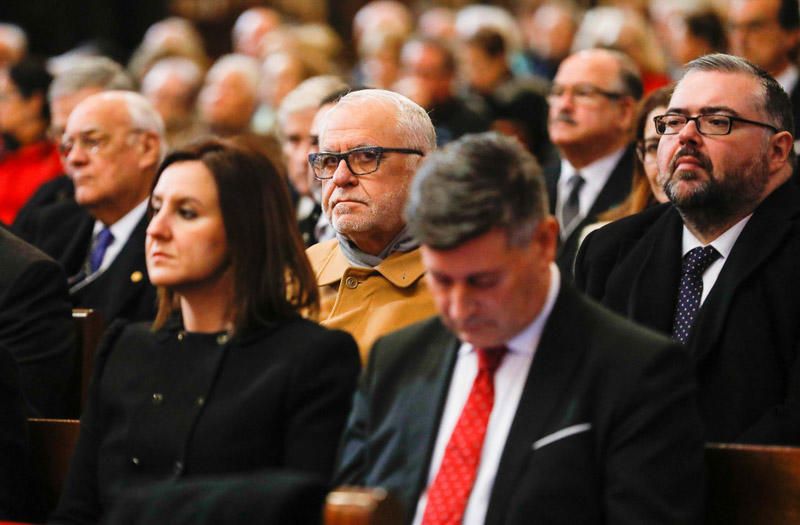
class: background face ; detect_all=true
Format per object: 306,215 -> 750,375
548,53 -> 628,151
64,99 -> 151,215
281,107 -> 316,197
728,0 -> 796,74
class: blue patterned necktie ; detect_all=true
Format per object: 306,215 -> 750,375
671,246 -> 720,344
89,227 -> 114,274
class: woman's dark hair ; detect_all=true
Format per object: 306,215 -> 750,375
8,57 -> 52,122
599,84 -> 673,222
150,137 -> 319,332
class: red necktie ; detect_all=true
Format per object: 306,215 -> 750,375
421,346 -> 507,525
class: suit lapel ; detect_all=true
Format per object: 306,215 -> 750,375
485,284 -> 590,525
585,145 -> 634,220
691,182 -> 800,363
61,213 -> 94,277
621,208 -> 684,334
404,321 -> 461,507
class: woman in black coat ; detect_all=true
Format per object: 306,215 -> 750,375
51,138 -> 360,524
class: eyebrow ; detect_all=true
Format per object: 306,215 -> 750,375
664,105 -> 742,117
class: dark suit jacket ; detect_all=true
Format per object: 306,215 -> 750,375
0,227 -> 76,417
335,283 -> 705,525
52,317 -> 360,525
21,201 -> 156,323
11,174 -> 75,241
0,345 -> 42,521
574,181 -> 800,444
545,146 -> 634,279
103,470 -> 327,525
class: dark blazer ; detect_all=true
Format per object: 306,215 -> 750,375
574,181 -> 800,444
545,146 -> 634,279
52,317 -> 360,525
335,283 -> 705,525
0,345 -> 42,521
11,174 -> 74,241
22,201 -> 156,323
0,227 -> 76,417
103,470 -> 327,525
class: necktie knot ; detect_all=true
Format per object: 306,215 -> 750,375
477,346 -> 507,375
561,172 -> 585,233
682,245 -> 720,276
672,245 -> 720,345
89,227 -> 115,273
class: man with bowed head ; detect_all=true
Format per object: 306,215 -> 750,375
336,132 -> 705,524
306,89 -> 437,359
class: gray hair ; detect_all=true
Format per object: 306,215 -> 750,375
90,91 -> 167,164
142,56 -> 203,94
683,53 -> 794,136
332,89 -> 436,155
277,75 -> 348,133
0,23 -> 27,57
406,132 -> 547,250
206,54 -> 261,96
49,56 -> 134,102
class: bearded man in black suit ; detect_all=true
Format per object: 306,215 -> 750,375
336,132 -> 704,525
575,54 -> 800,445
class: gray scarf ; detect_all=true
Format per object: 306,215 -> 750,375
337,225 -> 419,268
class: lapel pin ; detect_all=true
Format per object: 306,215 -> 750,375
130,271 -> 143,283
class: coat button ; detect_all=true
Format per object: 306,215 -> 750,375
195,396 -> 205,407
131,457 -> 140,465
216,333 -> 229,345
177,331 -> 185,341
152,393 -> 164,405
173,461 -> 184,475
345,276 -> 358,289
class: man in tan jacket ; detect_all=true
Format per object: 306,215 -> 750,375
306,89 -> 437,360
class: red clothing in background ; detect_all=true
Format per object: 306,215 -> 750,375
0,141 -> 63,225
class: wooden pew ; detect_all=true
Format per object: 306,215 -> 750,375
27,418 -> 80,513
706,442 -> 800,524
72,308 -> 106,413
325,487 -> 402,525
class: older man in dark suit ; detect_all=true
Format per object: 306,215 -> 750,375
576,54 -> 800,445
545,48 -> 642,278
23,91 -> 162,323
336,132 -> 704,525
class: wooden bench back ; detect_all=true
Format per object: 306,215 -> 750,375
27,418 -> 80,512
706,442 -> 800,524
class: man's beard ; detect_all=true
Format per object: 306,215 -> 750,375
661,145 -> 770,234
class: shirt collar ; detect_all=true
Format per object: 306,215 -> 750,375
775,64 -> 799,95
558,147 -> 626,198
459,262 -> 561,358
94,199 -> 148,244
681,214 -> 752,259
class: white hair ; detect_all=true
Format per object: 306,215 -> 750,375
142,57 -> 203,94
89,91 -> 167,163
277,75 -> 348,129
49,56 -> 134,102
206,54 -> 261,96
0,23 -> 27,57
330,89 -> 436,159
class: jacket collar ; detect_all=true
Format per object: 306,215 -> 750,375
317,241 -> 427,289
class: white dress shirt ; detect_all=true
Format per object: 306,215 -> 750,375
556,148 -> 626,238
681,214 -> 751,304
412,264 -> 561,525
92,200 -> 147,275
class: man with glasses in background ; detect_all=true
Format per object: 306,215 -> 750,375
25,91 -> 163,324
545,48 -> 642,279
306,89 -> 437,360
575,54 -> 800,445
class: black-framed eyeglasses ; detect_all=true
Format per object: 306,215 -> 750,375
547,83 -> 627,103
653,113 -> 780,136
308,146 -> 425,180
